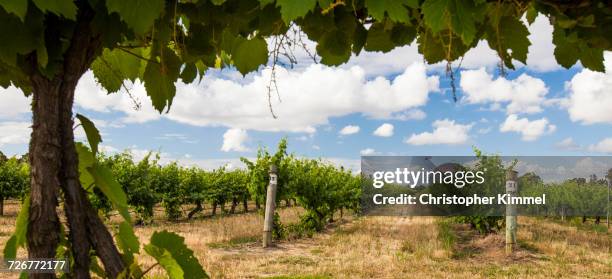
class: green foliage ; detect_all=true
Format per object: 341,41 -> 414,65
149,231 -> 209,279
105,0 -> 165,35
3,196 -> 29,259
1,0 -> 609,108
76,114 -> 102,155
0,157 -> 29,202
143,244 -> 184,279
453,215 -> 503,234
88,163 -> 131,222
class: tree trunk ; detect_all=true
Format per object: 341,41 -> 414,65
28,76 -> 63,279
230,197 -> 238,214
212,202 -> 217,216
0,197 -> 3,216
285,199 -> 291,207
255,199 -> 261,210
25,3 -> 126,277
188,201 -> 203,219
243,198 -> 248,213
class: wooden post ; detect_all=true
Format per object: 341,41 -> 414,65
607,169 -> 611,229
263,164 -> 278,248
505,169 -> 518,254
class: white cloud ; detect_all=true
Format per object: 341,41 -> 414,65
167,63 -> 439,133
565,52 -> 612,125
477,127 -> 492,135
405,119 -> 472,145
339,125 -> 360,136
360,148 -> 377,155
588,138 -> 612,154
0,122 -> 31,146
75,71 -> 161,123
373,123 -> 394,137
312,145 -> 320,150
555,137 -> 581,151
0,86 -> 31,119
460,68 -> 548,114
499,114 -> 556,141
344,44 -> 423,77
525,15 -> 561,72
221,128 -> 250,152
458,41 -> 500,70
389,109 -> 426,121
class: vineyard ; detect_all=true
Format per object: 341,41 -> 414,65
0,0 -> 611,278
2,140 -> 612,277
1,138 -> 362,238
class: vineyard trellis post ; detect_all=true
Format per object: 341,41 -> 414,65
505,169 -> 518,254
263,164 -> 278,248
607,168 -> 611,228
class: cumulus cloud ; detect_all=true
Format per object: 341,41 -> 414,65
588,138 -> 612,154
221,128 -> 250,152
565,52 -> 612,125
405,119 -> 472,145
373,123 -> 394,137
460,68 -> 548,114
167,63 -> 439,133
339,125 -> 360,136
499,114 -> 556,141
75,71 -> 161,123
360,148 -> 377,155
0,122 -> 31,146
555,137 -> 581,151
0,86 -> 31,119
525,15 -> 561,72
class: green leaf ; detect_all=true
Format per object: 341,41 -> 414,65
180,63 -> 198,83
317,29 -> 351,66
276,0 -> 317,23
144,244 -> 184,279
32,0 -> 77,20
0,7 -> 45,66
149,231 -> 208,279
3,196 -> 29,259
486,15 -> 530,67
231,37 -> 268,75
88,164 -> 131,222
365,23 -> 395,52
525,5 -> 537,25
579,47 -> 605,72
117,221 -> 140,263
365,0 -> 417,23
76,114 -> 102,155
75,143 -> 95,190
552,29 -> 579,68
0,0 -> 28,21
422,0 -> 448,33
143,47 -> 181,112
417,31 -> 446,64
91,48 -> 142,93
106,0 -> 165,35
422,0 -> 480,45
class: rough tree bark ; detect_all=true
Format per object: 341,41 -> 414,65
230,197 -> 238,214
0,197 -> 4,216
26,2 -> 125,278
187,201 -> 203,219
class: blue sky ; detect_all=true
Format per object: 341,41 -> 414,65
0,15 -> 611,171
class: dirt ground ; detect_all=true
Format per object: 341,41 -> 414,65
1,200 -> 611,278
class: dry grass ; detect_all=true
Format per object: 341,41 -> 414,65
1,200 -> 611,278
